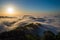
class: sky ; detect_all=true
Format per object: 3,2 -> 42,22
0,0 -> 60,16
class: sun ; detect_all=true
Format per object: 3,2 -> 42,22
7,7 -> 14,14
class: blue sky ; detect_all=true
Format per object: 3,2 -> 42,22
0,0 -> 60,14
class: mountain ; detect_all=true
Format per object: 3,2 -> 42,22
0,16 -> 16,18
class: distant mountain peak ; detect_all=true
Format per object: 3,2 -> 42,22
22,15 -> 36,19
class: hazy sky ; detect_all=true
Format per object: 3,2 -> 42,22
0,0 -> 60,16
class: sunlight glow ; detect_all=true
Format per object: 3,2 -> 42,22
7,7 -> 14,14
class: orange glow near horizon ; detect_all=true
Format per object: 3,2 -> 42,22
0,5 -> 24,16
